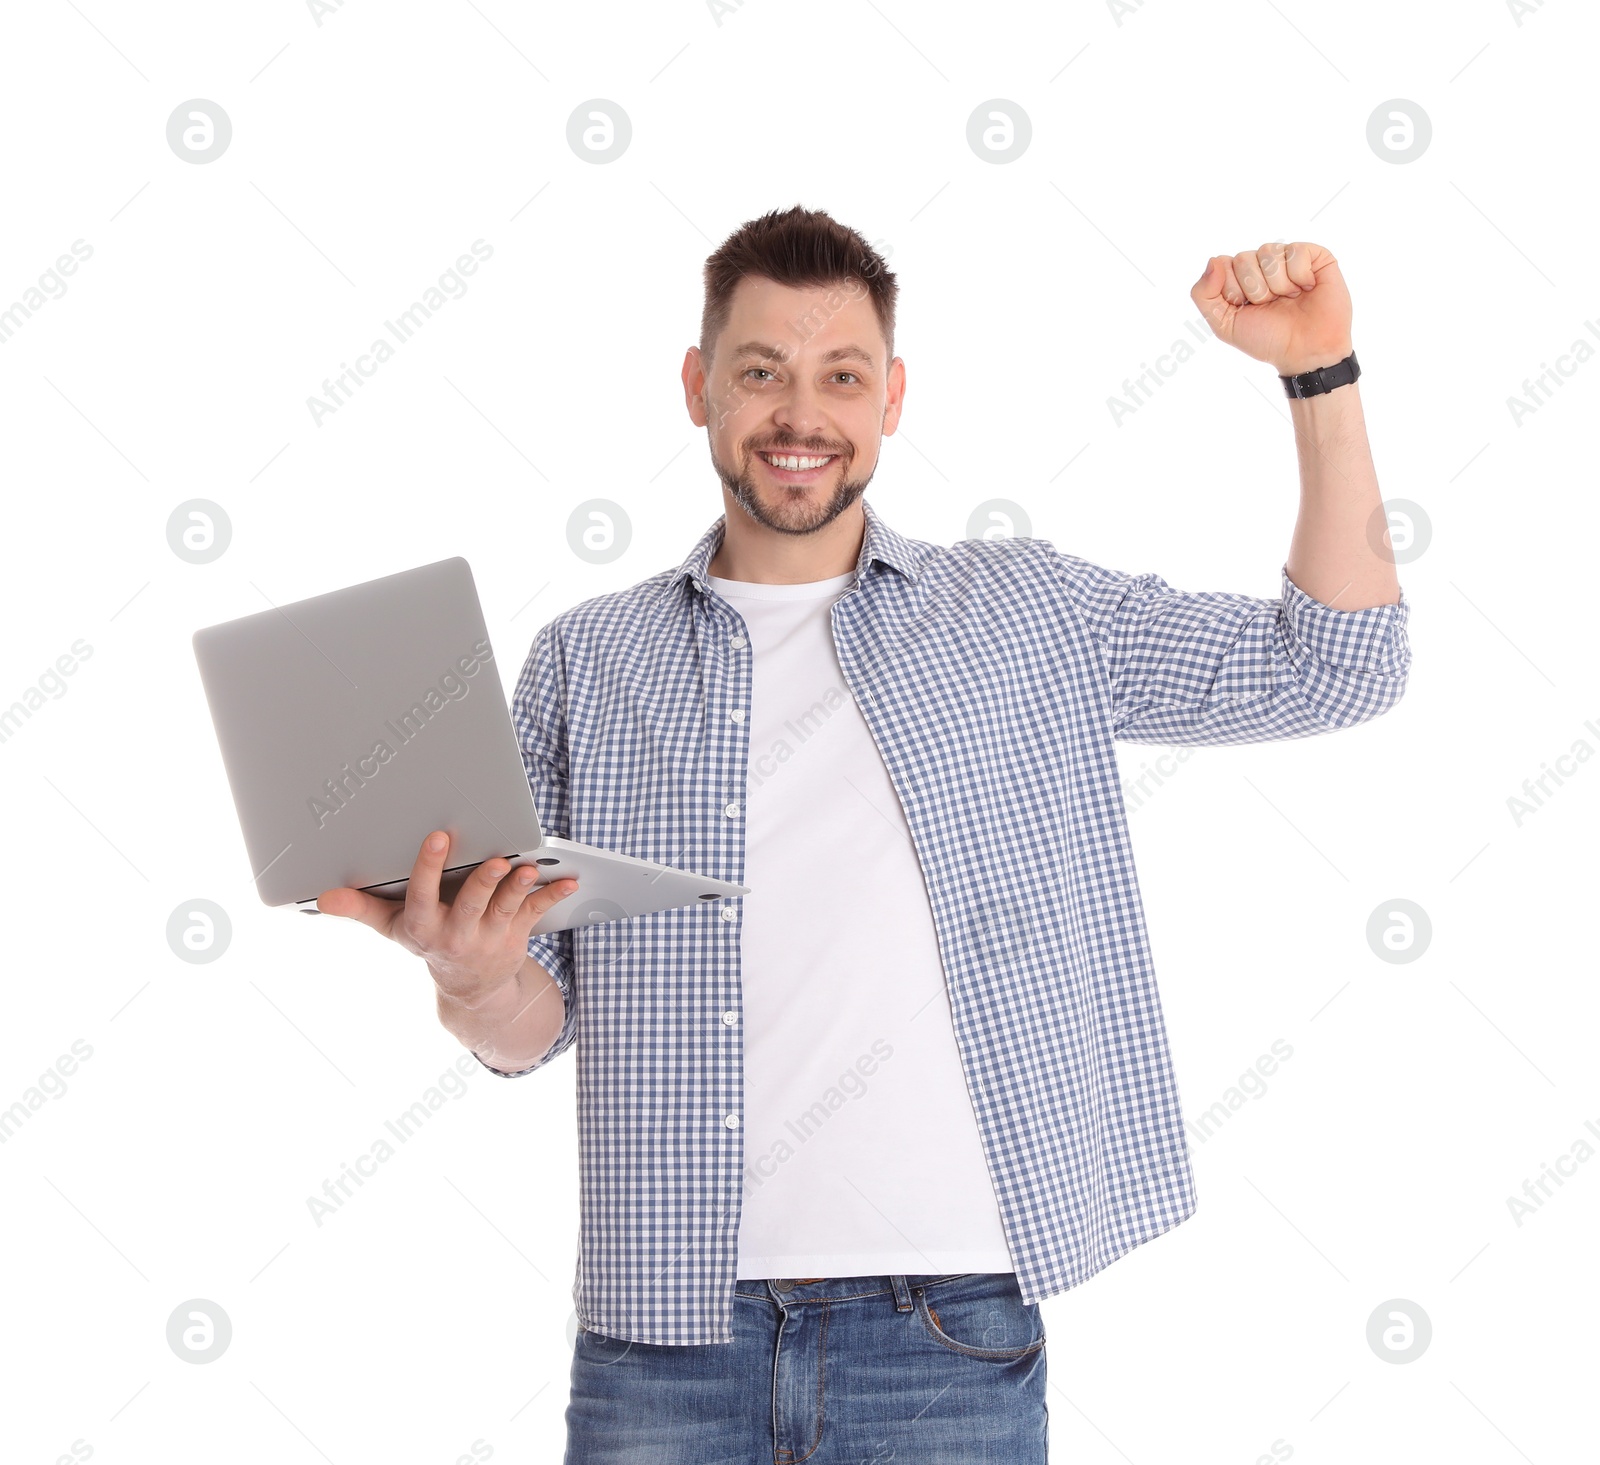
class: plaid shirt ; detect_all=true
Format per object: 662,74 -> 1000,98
479,498 -> 1412,1345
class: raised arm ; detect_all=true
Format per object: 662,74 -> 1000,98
1047,550 -> 1410,746
1043,240 -> 1411,748
1192,239 -> 1398,612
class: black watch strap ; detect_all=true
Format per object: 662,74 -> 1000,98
1280,351 -> 1360,399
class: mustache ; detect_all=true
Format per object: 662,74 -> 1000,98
750,441 -> 847,455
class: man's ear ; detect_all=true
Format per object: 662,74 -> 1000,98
682,346 -> 710,428
881,356 -> 907,436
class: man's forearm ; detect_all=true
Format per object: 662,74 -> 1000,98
1187,242 -> 1402,613
436,954 -> 567,1074
1283,381 -> 1401,611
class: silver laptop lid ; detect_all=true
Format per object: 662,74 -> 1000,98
192,557 -> 543,906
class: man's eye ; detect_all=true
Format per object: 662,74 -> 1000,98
741,367 -> 861,385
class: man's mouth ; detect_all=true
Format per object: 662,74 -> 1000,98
755,450 -> 839,483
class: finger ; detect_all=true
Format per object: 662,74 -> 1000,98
509,876 -> 581,945
1255,241 -> 1301,298
317,885 -> 404,936
1283,240 -> 1318,291
482,862 -> 543,931
1215,257 -> 1247,308
404,830 -> 451,929
1232,250 -> 1273,304
445,856 -> 514,934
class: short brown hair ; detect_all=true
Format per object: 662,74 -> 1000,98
699,205 -> 897,370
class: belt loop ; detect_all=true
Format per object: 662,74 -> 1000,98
890,1274 -> 913,1312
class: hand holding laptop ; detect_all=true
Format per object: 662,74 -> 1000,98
190,557 -> 748,932
191,556 -> 749,1075
317,827 -> 579,1011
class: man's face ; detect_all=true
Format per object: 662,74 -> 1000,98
683,274 -> 905,537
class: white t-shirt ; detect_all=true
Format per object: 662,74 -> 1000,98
709,568 -> 1015,1280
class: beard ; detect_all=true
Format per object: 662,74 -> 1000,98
710,435 -> 877,537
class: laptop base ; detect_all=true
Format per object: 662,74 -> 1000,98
294,835 -> 746,934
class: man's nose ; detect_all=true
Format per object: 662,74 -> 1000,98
770,377 -> 829,436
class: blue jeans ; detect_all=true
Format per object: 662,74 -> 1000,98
565,1272 -> 1048,1463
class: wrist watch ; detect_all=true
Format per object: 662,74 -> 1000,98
1280,351 -> 1360,399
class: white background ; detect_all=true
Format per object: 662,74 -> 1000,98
2,1 -> 1595,1461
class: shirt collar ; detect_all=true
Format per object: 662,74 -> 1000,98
667,497 -> 926,598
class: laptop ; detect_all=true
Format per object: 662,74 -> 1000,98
191,556 -> 749,932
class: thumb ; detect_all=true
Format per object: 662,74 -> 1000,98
317,885 -> 399,935
1190,256 -> 1231,332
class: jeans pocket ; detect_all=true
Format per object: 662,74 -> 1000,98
915,1274 -> 1046,1361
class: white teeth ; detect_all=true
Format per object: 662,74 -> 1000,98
762,453 -> 833,471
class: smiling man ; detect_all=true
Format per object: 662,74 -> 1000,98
326,205 -> 1411,1463
695,267 -> 899,559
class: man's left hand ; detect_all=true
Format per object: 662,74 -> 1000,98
1191,241 -> 1354,377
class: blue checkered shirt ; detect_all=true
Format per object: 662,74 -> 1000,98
478,497 -> 1412,1345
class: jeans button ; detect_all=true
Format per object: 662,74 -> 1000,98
772,1279 -> 794,1292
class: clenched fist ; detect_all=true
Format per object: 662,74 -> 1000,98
1191,241 -> 1353,377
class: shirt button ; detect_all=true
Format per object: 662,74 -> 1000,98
724,1113 -> 740,1129
730,709 -> 745,722
729,635 -> 747,649
722,1010 -> 737,1025
724,802 -> 740,818
720,906 -> 736,922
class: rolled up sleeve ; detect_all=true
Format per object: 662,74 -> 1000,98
1048,548 -> 1412,747
473,619 -> 578,1078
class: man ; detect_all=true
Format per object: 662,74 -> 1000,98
321,206 -> 1410,1463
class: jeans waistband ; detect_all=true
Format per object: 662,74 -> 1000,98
733,1273 -> 975,1309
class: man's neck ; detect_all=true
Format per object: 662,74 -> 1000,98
706,499 -> 865,584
